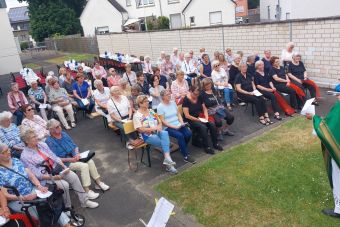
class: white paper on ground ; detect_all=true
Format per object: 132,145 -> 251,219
147,197 -> 174,227
301,98 -> 315,115
35,189 -> 52,199
39,104 -> 47,109
80,150 -> 90,159
81,98 -> 89,106
253,90 -> 262,97
199,118 -> 208,123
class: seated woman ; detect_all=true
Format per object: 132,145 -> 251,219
181,53 -> 198,86
201,78 -> 234,141
288,53 -> 320,103
235,63 -> 272,126
228,54 -> 241,87
107,86 -> 133,149
28,80 -> 51,121
157,90 -> 195,164
133,95 -> 177,174
92,62 -> 107,78
0,111 -> 25,158
7,83 -> 28,126
246,55 -> 256,77
171,71 -> 189,105
129,85 -> 143,113
61,72 -> 76,102
19,128 -> 99,209
72,73 -> 95,118
199,54 -> 212,79
182,86 -> 222,154
118,78 -> 131,97
46,119 -> 109,196
149,75 -> 165,110
0,143 -> 73,227
92,71 -> 108,88
107,68 -> 121,88
142,56 -> 153,83
136,71 -> 150,95
21,105 -> 49,141
153,68 -> 168,89
93,80 -> 111,122
270,56 -> 304,110
211,60 -> 234,110
218,53 -> 229,72
161,54 -> 175,80
58,67 -> 67,84
48,79 -> 76,130
122,64 -> 137,87
254,60 -> 292,118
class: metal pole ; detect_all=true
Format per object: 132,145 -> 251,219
289,21 -> 292,41
221,26 -> 225,52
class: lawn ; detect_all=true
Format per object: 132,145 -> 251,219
23,63 -> 40,69
46,53 -> 96,65
156,117 -> 339,227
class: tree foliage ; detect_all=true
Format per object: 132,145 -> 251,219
248,0 -> 259,9
146,16 -> 170,31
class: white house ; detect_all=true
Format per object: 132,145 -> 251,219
260,0 -> 340,21
80,0 -> 236,36
0,0 -> 22,75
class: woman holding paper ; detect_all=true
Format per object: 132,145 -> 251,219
21,104 -> 49,141
28,80 -> 51,121
235,63 -> 272,126
182,86 -> 222,154
19,128 -> 99,209
72,73 -> 95,118
46,119 -> 109,197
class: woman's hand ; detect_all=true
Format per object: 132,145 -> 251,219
23,193 -> 37,201
0,207 -> 11,218
53,175 -> 62,180
37,185 -> 48,193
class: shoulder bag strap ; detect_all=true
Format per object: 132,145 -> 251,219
125,73 -> 132,86
110,98 -> 123,118
77,83 -> 84,99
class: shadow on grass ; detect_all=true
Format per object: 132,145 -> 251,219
156,117 -> 338,227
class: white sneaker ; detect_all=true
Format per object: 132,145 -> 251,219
64,125 -> 71,130
83,200 -> 99,209
163,158 -> 176,166
166,166 -> 178,174
71,122 -> 76,128
87,190 -> 99,200
94,182 -> 110,191
126,142 -> 134,150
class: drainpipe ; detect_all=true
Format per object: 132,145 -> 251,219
158,0 -> 163,16
182,13 -> 186,27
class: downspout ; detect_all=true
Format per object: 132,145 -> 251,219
158,0 -> 163,16
182,12 -> 186,27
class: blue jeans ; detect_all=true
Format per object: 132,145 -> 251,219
222,88 -> 234,104
166,126 -> 192,158
75,98 -> 95,113
13,110 -> 24,125
145,131 -> 170,153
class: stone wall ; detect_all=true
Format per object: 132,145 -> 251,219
97,16 -> 340,87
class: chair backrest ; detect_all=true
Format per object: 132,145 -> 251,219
123,120 -> 135,134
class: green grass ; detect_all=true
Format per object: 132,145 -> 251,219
156,117 -> 338,227
46,53 -> 96,65
23,63 -> 40,69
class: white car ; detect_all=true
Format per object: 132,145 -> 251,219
236,17 -> 243,24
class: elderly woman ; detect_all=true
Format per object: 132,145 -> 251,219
181,53 -> 197,86
93,79 -> 111,122
225,48 -> 234,64
228,54 -> 241,88
21,105 -> 49,141
176,52 -> 185,71
19,128 -> 99,209
211,60 -> 234,110
107,68 -> 121,88
246,55 -> 256,77
161,55 -> 175,80
182,86 -> 222,154
281,42 -> 295,67
235,63 -> 272,125
149,75 -> 165,110
133,95 -> 177,174
199,54 -> 212,79
49,79 -> 76,130
72,73 -> 95,118
122,64 -> 137,87
107,86 -> 133,148
201,78 -> 234,140
92,62 -> 107,78
45,71 -> 58,96
28,80 -> 51,121
288,53 -> 320,103
93,70 -> 108,88
46,119 -> 109,196
136,71 -> 150,95
118,78 -> 131,97
0,112 -> 25,158
7,82 -> 28,125
129,85 -> 143,113
142,56 -> 153,83
171,70 -> 189,105
0,143 -> 73,227
58,67 -> 67,84
157,90 -> 195,164
269,56 -> 301,110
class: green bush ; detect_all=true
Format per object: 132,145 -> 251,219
20,42 -> 29,50
157,16 -> 170,30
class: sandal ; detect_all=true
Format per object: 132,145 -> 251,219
274,114 -> 282,121
227,106 -> 233,111
259,117 -> 269,126
265,117 -> 274,124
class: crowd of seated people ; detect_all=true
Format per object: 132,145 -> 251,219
0,43 -> 322,225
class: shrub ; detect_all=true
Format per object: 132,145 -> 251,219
20,41 -> 29,50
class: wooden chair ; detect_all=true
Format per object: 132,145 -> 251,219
123,121 -> 151,171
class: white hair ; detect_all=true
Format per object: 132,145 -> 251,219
20,127 -> 36,144
95,70 -> 101,77
0,111 -> 13,122
184,53 -> 191,58
255,60 -> 264,69
46,118 -> 60,130
48,71 -> 55,77
286,42 -> 295,49
110,86 -> 121,94
118,78 -> 128,85
0,143 -> 8,152
212,60 -> 220,68
93,79 -> 103,89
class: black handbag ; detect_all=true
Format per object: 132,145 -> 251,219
79,151 -> 96,163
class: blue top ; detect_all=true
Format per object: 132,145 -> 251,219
45,131 -> 77,167
0,124 -> 24,149
157,101 -> 181,129
28,86 -> 45,101
262,58 -> 272,75
202,62 -> 212,77
73,81 -> 90,98
0,158 -> 33,196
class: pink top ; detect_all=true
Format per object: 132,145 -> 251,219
92,66 -> 107,78
107,75 -> 121,87
21,115 -> 49,140
143,62 -> 153,74
161,61 -> 174,77
7,91 -> 28,112
171,80 -> 189,100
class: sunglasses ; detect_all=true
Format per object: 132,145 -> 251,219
0,148 -> 10,155
214,65 -> 220,67
26,108 -> 34,112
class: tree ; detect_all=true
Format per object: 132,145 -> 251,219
157,16 -> 170,30
248,0 -> 259,9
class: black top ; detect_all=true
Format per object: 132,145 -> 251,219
137,81 -> 150,95
235,73 -> 254,92
262,58 -> 272,75
200,91 -> 218,109
254,71 -> 271,89
269,66 -> 286,85
91,77 -> 108,90
247,63 -> 256,77
288,62 -> 306,80
229,65 -> 240,85
159,75 -> 168,89
182,96 -> 203,119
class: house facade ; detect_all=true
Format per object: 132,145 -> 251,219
80,0 -> 236,36
0,0 -> 23,75
8,6 -> 30,43
260,0 -> 340,21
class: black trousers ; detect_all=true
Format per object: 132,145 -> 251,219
237,93 -> 267,117
213,109 -> 234,127
275,83 -> 298,109
188,120 -> 218,147
260,90 -> 280,113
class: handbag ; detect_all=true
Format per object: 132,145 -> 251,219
79,151 -> 96,163
207,93 -> 225,117
36,149 -> 63,176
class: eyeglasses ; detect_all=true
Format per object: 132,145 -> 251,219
0,148 -> 10,155
214,65 -> 220,67
26,108 -> 34,112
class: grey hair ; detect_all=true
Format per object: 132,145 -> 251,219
0,143 -> 8,152
292,52 -> 301,57
184,53 -> 191,58
0,111 -> 13,122
20,127 -> 36,144
93,79 -> 103,89
255,60 -> 264,70
110,86 -> 121,94
48,71 -> 55,77
118,78 -> 128,85
160,89 -> 170,98
46,118 -> 60,130
238,62 -> 248,71
211,60 -> 220,68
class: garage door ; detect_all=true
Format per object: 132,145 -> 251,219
170,13 -> 182,29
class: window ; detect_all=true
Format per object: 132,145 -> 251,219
137,0 -> 154,7
0,0 -> 7,8
209,11 -> 222,25
126,0 -> 131,6
168,0 -> 179,4
189,16 -> 195,26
